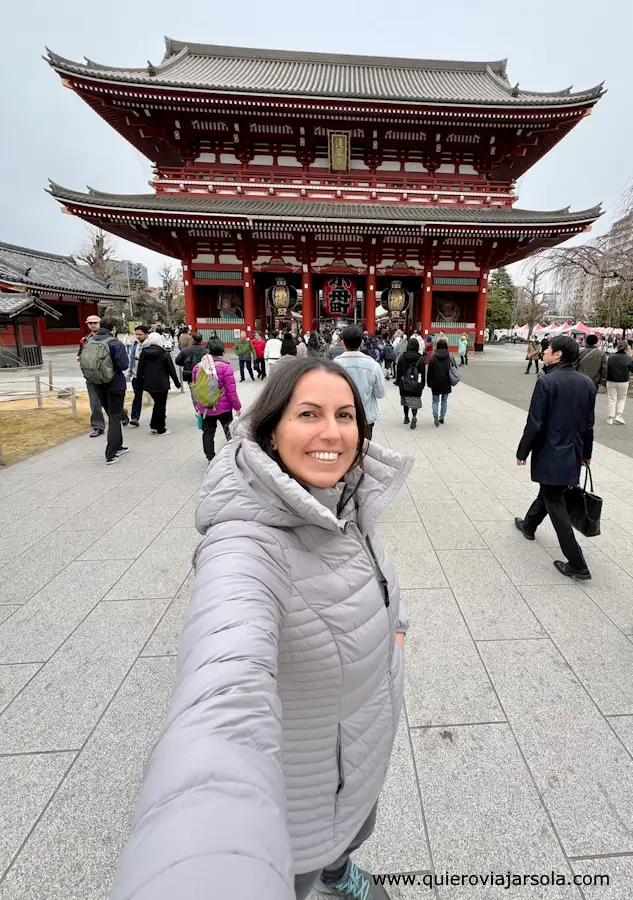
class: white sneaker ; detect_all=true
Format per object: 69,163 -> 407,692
607,417 -> 614,425
156,429 -> 172,436
615,415 -> 626,426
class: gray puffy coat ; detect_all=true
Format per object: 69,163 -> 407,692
110,437 -> 411,900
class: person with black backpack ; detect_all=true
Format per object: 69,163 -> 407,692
395,338 -> 425,429
175,332 -> 209,405
79,318 -> 131,464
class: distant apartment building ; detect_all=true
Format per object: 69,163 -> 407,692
111,260 -> 148,293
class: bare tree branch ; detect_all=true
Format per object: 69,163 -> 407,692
75,227 -> 117,284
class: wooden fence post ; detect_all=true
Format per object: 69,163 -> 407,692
34,375 -> 43,408
48,360 -> 54,391
70,387 -> 77,420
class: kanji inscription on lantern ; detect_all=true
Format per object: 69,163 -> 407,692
324,276 -> 355,316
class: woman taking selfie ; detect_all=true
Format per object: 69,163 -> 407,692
111,357 -> 410,900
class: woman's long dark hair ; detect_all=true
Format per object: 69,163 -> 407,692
244,357 -> 367,471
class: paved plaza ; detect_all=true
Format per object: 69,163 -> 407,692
2,374 -> 633,898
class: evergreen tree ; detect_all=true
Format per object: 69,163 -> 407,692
486,267 -> 516,332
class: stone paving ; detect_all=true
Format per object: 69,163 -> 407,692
1,374 -> 633,899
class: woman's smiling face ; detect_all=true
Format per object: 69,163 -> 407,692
272,370 -> 360,487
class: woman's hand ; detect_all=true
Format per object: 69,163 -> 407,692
395,632 -> 405,649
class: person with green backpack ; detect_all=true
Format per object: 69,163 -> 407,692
79,318 -> 131,464
191,338 -> 241,461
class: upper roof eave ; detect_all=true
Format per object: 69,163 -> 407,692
47,182 -> 603,230
45,44 -> 604,108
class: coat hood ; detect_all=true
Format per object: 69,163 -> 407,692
196,436 -> 412,537
141,344 -> 165,361
434,348 -> 450,360
400,350 -> 423,365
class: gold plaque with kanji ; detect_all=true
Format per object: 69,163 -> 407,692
329,132 -> 350,173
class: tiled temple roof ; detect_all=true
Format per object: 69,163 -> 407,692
45,41 -> 604,107
48,185 -> 603,228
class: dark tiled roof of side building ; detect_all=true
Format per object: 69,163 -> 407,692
47,184 -> 603,228
0,291 -> 61,318
0,241 -> 126,298
45,41 -> 604,107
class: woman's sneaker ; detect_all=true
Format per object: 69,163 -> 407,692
317,861 -> 390,899
615,415 -> 626,425
606,417 -> 614,425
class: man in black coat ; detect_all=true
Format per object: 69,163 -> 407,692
515,335 -> 596,579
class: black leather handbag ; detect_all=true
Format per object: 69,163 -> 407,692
565,467 -> 602,537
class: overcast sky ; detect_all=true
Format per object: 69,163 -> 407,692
2,0 -> 631,286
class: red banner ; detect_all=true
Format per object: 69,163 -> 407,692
323,276 -> 355,317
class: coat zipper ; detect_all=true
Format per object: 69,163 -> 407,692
365,535 -> 390,608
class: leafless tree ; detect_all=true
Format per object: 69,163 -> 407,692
546,184 -> 633,329
515,254 -> 553,335
158,262 -> 175,322
75,227 -> 117,284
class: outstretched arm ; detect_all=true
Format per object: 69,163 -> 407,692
110,534 -> 294,900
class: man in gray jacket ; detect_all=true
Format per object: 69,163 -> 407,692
334,326 -> 386,440
576,334 -> 606,388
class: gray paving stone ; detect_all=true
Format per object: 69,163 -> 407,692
571,857 -> 633,899
436,549 -> 544,639
0,560 -> 133,664
608,715 -> 633,756
551,547 -> 633,633
103,528 -> 199,600
77,503 -> 171,561
0,490 -> 50,530
56,499 -> 132,532
477,520 -> 570,585
0,531 -> 103,605
0,507 -> 73,565
403,590 -> 501,727
376,523 -> 447,590
0,599 -> 167,754
479,639 -> 633,856
166,494 -> 197,529
0,751 -> 76,878
448,483 -> 512,522
422,507 -> 487,551
0,657 -> 175,900
354,715 -> 430,876
0,606 -> 19,626
518,585 -> 633,715
377,487 -> 420,524
0,664 -> 41,714
141,571 -> 193,657
410,724 -> 581,899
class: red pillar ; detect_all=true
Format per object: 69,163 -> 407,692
302,265 -> 314,335
475,269 -> 489,352
365,267 -> 377,334
421,267 -> 433,336
243,261 -> 256,335
182,259 -> 196,328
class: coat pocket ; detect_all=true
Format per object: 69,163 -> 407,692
336,725 -> 345,796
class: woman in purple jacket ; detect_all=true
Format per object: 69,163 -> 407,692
192,338 -> 242,461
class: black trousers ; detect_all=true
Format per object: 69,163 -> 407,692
202,411 -> 233,460
95,386 -> 125,460
239,358 -> 254,380
523,484 -> 587,571
460,352 -> 468,365
526,358 -> 539,373
254,357 -> 267,378
294,804 -> 378,899
149,391 -> 168,434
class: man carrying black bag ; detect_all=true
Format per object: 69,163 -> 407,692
514,335 -> 596,580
